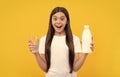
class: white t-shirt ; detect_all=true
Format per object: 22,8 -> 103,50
39,34 -> 82,77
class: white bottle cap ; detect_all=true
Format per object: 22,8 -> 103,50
84,25 -> 89,29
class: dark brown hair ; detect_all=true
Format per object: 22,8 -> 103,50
45,7 -> 74,73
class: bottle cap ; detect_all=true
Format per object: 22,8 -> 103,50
84,25 -> 89,29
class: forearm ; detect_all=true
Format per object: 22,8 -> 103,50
34,53 -> 47,72
73,53 -> 88,72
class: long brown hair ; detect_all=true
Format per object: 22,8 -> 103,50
45,7 -> 74,73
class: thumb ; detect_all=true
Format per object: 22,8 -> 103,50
35,36 -> 39,44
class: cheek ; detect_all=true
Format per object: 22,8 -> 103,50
51,20 -> 54,24
63,21 -> 67,26
63,19 -> 67,25
63,25 -> 66,29
51,20 -> 55,26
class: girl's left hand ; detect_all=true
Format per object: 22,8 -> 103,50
90,43 -> 94,51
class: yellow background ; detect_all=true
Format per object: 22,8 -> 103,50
0,0 -> 120,77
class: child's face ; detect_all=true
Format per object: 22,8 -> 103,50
52,12 -> 67,35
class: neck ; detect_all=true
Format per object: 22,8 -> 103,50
54,31 -> 65,36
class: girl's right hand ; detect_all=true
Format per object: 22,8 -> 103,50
28,36 -> 39,54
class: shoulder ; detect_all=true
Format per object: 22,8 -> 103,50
73,34 -> 80,40
73,34 -> 81,44
40,35 -> 46,42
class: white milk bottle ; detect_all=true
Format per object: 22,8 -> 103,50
82,25 -> 92,53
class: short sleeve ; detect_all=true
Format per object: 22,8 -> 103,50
39,35 -> 46,54
73,35 -> 82,53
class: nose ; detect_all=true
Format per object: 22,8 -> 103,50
56,19 -> 61,24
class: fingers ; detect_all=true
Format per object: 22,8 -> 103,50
90,43 -> 94,51
90,36 -> 94,51
90,46 -> 94,51
28,42 -> 35,51
90,43 -> 94,46
29,46 -> 36,51
28,36 -> 39,53
28,39 -> 33,43
28,39 -> 34,46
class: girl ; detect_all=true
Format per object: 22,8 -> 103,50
28,7 -> 94,77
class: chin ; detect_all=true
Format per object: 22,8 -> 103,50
56,31 -> 62,33
55,30 -> 63,33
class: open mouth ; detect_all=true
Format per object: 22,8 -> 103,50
55,26 -> 62,28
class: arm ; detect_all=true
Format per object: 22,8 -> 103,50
33,53 -> 47,72
73,36 -> 94,72
73,53 -> 88,72
28,36 -> 47,72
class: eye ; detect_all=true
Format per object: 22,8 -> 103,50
53,17 -> 57,21
60,18 -> 65,21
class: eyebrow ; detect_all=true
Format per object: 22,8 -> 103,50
52,16 -> 66,18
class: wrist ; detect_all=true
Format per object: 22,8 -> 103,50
83,53 -> 89,56
33,52 -> 39,56
32,50 -> 39,54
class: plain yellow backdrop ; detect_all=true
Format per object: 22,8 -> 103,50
0,0 -> 120,77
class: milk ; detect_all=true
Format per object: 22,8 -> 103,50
82,25 -> 92,53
